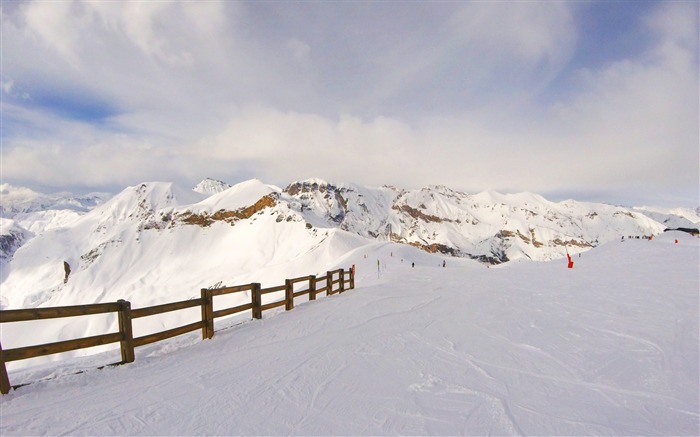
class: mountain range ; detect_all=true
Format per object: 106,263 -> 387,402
1,177 -> 698,369
1,177 -> 698,313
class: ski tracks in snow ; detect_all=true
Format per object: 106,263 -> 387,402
2,238 -> 698,436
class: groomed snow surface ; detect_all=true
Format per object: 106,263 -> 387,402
1,232 -> 698,436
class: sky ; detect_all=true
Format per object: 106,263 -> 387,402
1,0 -> 698,207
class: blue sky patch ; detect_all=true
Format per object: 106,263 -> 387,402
29,91 -> 119,124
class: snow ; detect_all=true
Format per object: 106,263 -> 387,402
293,180 -> 670,263
9,210 -> 84,237
0,179 -> 694,374
635,206 -> 700,225
634,206 -> 700,229
0,183 -> 111,216
0,194 -> 370,368
192,177 -> 232,195
187,179 -> 276,213
1,231 -> 697,436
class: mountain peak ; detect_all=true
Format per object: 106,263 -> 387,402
189,179 -> 277,213
192,178 -> 232,195
284,179 -> 335,196
93,182 -> 204,223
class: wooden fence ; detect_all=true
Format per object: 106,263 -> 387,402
0,267 -> 355,394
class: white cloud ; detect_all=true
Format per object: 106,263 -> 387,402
286,38 -> 311,65
87,0 -> 196,67
450,2 -> 575,65
1,80 -> 13,94
546,3 -> 698,195
22,0 -> 82,64
644,0 -> 698,49
0,1 -> 697,206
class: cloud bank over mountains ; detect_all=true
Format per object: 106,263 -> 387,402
1,1 -> 698,207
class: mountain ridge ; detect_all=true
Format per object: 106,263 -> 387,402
1,178 -> 696,301
0,183 -> 111,216
3,178 -> 696,273
1,177 -> 696,368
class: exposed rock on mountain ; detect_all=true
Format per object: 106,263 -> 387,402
177,194 -> 278,227
0,219 -> 26,264
281,179 -> 665,264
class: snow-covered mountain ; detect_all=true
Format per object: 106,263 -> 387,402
192,177 -> 232,195
0,177 -> 695,369
1,177 -> 692,311
282,179 -> 669,263
1,178 -> 697,433
0,184 -> 112,274
633,205 -> 700,230
0,183 -> 111,216
0,179 -> 367,310
0,179 -> 370,368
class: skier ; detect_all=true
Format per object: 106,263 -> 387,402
442,260 -> 446,268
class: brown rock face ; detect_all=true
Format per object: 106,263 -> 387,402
178,194 -> 278,227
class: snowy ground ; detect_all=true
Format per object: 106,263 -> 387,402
1,232 -> 698,435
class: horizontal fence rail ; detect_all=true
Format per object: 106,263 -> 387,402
0,303 -> 121,323
0,266 -> 355,395
3,333 -> 124,363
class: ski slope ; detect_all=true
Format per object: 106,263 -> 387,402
1,231 -> 698,435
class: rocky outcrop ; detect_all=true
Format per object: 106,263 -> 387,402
0,230 -> 25,262
551,238 -> 593,248
280,178 -> 668,264
393,204 -> 444,223
178,194 -> 278,227
284,180 -> 349,224
63,261 -> 71,284
411,242 -> 460,256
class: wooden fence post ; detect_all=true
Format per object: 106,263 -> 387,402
117,300 -> 135,364
201,289 -> 214,339
252,283 -> 262,319
285,279 -> 294,311
350,265 -> 355,290
326,271 -> 333,295
309,275 -> 317,301
339,269 -> 345,294
0,341 -> 10,395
